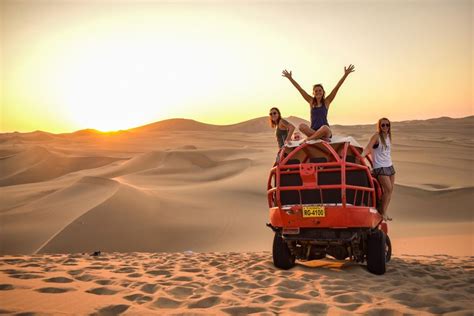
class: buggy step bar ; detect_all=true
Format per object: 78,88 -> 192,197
282,233 -> 357,244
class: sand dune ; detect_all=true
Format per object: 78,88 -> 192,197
0,176 -> 120,254
0,252 -> 472,315
0,146 -> 124,186
0,116 -> 472,258
390,184 -> 473,222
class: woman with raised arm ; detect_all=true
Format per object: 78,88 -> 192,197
282,65 -> 355,142
361,118 -> 395,221
269,107 -> 295,148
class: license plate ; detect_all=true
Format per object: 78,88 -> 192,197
302,205 -> 325,217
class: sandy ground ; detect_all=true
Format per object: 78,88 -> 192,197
0,116 -> 473,314
0,252 -> 473,315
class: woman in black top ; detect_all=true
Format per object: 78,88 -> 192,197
282,65 -> 355,142
269,107 -> 295,148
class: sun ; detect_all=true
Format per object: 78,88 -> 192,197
54,34 -> 233,132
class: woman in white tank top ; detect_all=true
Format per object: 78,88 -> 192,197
362,118 -> 395,220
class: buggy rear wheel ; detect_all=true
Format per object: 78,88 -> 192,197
272,233 -> 295,270
367,229 -> 386,275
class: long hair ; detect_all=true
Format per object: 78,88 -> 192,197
311,84 -> 326,108
377,117 -> 392,149
269,107 -> 282,128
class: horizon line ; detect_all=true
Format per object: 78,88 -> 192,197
1,114 -> 473,135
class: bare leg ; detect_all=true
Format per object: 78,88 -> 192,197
298,123 -> 316,137
386,174 -> 395,217
306,125 -> 332,141
378,175 -> 393,220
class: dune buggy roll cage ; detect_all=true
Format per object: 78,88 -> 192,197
267,141 -> 380,209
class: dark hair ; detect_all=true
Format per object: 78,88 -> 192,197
269,107 -> 282,128
377,117 -> 392,149
311,84 -> 326,107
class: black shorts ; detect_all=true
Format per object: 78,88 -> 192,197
372,165 -> 396,177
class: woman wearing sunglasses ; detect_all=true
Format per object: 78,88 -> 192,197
362,118 -> 395,220
269,107 -> 295,148
282,65 -> 355,142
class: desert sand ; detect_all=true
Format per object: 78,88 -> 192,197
0,116 -> 473,314
0,252 -> 473,315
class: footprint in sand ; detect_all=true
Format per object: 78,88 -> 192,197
43,277 -> 74,283
256,277 -> 278,287
9,273 -> 43,280
35,287 -> 75,294
276,279 -> 306,291
94,279 -> 115,286
221,306 -> 266,315
275,291 -> 310,300
62,259 -> 78,266
86,265 -> 106,271
365,308 -> 405,316
127,273 -> 142,278
113,267 -> 136,274
289,302 -> 329,315
336,303 -> 362,312
0,284 -> 15,291
86,287 -> 118,295
20,263 -> 42,268
333,293 -> 372,304
171,276 -> 193,282
123,293 -> 153,304
66,269 -> 83,276
91,304 -> 130,315
234,281 -> 260,290
146,270 -> 171,277
140,283 -> 159,294
180,268 -> 202,273
75,274 -> 96,282
209,284 -> 233,293
167,286 -> 194,299
153,297 -> 182,309
2,259 -> 27,265
252,294 -> 274,304
188,296 -> 221,309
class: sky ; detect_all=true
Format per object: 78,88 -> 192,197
1,0 -> 472,132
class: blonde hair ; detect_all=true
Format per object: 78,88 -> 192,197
377,117 -> 392,149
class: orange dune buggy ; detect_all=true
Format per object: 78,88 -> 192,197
267,137 -> 391,275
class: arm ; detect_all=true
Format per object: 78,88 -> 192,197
325,64 -> 355,107
282,69 -> 313,104
361,133 -> 379,158
281,119 -> 295,144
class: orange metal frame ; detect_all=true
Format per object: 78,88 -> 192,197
267,141 -> 384,230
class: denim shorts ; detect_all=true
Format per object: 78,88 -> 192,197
372,165 -> 396,177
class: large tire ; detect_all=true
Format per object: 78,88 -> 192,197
272,233 -> 296,270
367,230 -> 386,275
385,234 -> 392,263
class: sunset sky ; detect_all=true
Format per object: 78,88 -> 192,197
1,0 -> 472,132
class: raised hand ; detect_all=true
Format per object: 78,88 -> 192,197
282,69 -> 293,79
344,64 -> 355,76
